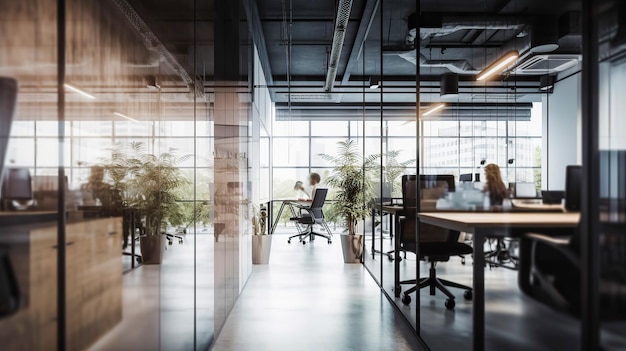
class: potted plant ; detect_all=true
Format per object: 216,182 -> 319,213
384,150 -> 416,198
320,140 -> 379,263
251,203 -> 271,264
103,142 -> 190,264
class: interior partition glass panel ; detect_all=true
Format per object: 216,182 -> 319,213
0,0 -> 60,349
360,0 -> 383,285
597,2 -> 626,347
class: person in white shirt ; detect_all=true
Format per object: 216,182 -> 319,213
301,173 -> 321,202
294,181 -> 310,200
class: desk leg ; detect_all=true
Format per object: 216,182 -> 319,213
271,202 -> 286,234
473,230 -> 485,351
394,213 -> 401,297
371,208 -> 376,259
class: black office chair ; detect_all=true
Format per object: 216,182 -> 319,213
518,165 -> 626,319
288,188 -> 333,245
0,249 -> 20,318
398,175 -> 473,309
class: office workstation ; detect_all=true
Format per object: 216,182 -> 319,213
1,0 -> 625,350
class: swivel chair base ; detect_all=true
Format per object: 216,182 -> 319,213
399,261 -> 473,309
288,228 -> 332,245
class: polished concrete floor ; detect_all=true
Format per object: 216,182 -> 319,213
211,231 -> 422,351
90,233 -> 215,351
364,230 -> 626,351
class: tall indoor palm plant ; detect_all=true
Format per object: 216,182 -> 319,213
102,142 -> 190,263
320,140 -> 379,235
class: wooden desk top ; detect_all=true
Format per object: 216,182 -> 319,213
418,212 -> 580,232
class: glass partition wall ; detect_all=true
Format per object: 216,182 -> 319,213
359,0 -> 623,350
0,0 -> 268,350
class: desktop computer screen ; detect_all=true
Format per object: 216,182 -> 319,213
511,182 -> 538,198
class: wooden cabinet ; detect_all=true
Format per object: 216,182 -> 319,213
0,217 -> 123,351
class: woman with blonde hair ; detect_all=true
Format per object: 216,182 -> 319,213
483,163 -> 509,205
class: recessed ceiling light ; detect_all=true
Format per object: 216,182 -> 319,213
64,84 -> 96,99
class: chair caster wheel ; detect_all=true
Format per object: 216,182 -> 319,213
401,294 -> 411,305
464,290 -> 473,301
445,298 -> 456,310
288,240 -> 291,244
136,257 -> 142,264
388,255 -> 394,262
302,241 -> 306,245
328,240 -> 332,244
461,258 -> 466,265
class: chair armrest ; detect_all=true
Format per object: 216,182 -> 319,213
524,233 -> 580,269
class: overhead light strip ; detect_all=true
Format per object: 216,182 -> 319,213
114,112 -> 139,123
476,50 -> 520,81
63,84 -> 96,99
422,103 -> 446,117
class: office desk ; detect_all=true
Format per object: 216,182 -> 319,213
370,204 -> 404,260
417,212 -> 580,351
269,199 -> 309,234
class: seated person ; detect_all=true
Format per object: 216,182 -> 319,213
483,163 -> 509,206
294,181 -> 310,200
299,173 -> 321,202
81,166 -> 122,215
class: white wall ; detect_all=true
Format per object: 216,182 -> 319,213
542,68 -> 582,190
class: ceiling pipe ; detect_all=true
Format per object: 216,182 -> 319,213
111,0 -> 204,99
323,0 -> 354,92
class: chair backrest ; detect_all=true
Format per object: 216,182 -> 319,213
401,175 -> 456,244
565,165 -> 582,212
309,188 -> 328,219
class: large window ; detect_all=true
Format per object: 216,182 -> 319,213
272,102 -> 543,200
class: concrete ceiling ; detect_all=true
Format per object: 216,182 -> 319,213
4,0 -> 588,121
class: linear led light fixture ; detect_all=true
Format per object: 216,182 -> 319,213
114,112 -> 138,123
422,103 -> 446,117
476,50 -> 520,81
64,84 -> 96,99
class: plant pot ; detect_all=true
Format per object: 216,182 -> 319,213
140,235 -> 165,265
340,234 -> 363,264
252,235 -> 272,264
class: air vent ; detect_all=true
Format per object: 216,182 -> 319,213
289,93 -> 335,101
513,54 -> 580,75
471,93 -> 526,101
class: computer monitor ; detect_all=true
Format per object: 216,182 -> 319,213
510,182 -> 538,198
542,190 -> 565,205
459,173 -> 481,182
459,173 -> 473,182
565,165 -> 582,212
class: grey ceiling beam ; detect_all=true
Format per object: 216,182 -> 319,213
340,0 -> 380,87
242,0 -> 274,88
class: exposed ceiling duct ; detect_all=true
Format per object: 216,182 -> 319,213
111,0 -> 204,98
389,50 -> 480,75
416,14 -> 526,40
323,0 -> 354,92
